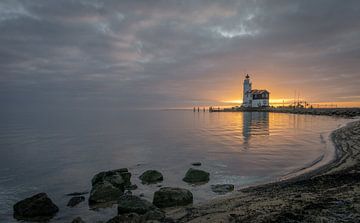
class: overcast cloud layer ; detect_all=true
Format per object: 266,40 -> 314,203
1,0 -> 360,109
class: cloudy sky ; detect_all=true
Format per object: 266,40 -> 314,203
1,0 -> 360,110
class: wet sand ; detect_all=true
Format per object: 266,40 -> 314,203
168,119 -> 360,222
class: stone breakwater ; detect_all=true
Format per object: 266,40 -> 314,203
169,120 -> 360,222
269,107 -> 360,118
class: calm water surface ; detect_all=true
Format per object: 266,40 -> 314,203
0,110 -> 349,222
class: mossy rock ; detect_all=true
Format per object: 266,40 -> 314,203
13,193 -> 59,221
89,168 -> 132,205
183,168 -> 209,183
89,181 -> 123,205
153,187 -> 193,208
139,170 -> 163,184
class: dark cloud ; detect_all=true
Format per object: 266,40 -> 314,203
1,0 -> 360,109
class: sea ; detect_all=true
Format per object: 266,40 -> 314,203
0,109 -> 350,222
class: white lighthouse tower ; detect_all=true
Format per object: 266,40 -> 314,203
242,74 -> 252,107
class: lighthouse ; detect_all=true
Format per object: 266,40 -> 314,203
242,74 -> 270,108
242,74 -> 252,107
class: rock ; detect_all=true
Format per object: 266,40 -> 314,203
153,187 -> 193,208
89,181 -> 124,205
67,196 -> 85,207
118,195 -> 160,215
13,193 -> 59,221
182,168 -> 210,183
125,184 -> 138,190
72,216 -> 86,223
211,184 -> 234,194
89,168 -> 132,204
191,162 -> 202,166
106,213 -> 142,223
139,170 -> 163,184
143,209 -> 166,221
125,190 -> 132,195
139,193 -> 145,197
92,168 -> 131,187
66,191 -> 89,196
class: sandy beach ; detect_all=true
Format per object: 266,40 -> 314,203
167,118 -> 360,222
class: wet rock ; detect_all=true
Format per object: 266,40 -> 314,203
72,216 -> 86,223
153,187 -> 193,208
66,191 -> 89,196
139,170 -> 163,184
13,193 -> 59,221
118,195 -> 160,215
92,168 -> 131,188
182,168 -> 209,183
211,184 -> 234,194
106,213 -> 142,223
191,162 -> 202,166
143,209 -> 166,221
89,181 -> 124,205
89,168 -> 132,204
125,184 -> 138,190
67,196 -> 85,207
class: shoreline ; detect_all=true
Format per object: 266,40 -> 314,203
168,119 -> 360,222
209,107 -> 360,118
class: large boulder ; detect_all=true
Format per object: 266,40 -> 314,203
115,195 -> 165,221
153,187 -> 193,208
89,168 -> 132,205
13,193 -> 59,221
211,184 -> 234,194
91,168 -> 131,187
139,170 -> 163,184
118,195 -> 159,215
182,168 -> 210,183
89,181 -> 124,204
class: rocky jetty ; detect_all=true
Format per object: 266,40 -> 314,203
153,187 -> 193,208
13,193 -> 59,221
183,168 -> 209,183
269,107 -> 360,118
89,168 -> 131,205
211,184 -> 234,194
139,170 -> 163,184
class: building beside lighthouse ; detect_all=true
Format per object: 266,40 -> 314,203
242,74 -> 270,108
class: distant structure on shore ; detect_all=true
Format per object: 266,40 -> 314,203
242,74 -> 270,108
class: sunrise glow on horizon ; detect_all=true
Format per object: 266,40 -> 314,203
1,1 -> 360,110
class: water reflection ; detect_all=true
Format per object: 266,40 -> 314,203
0,110 -> 349,223
243,112 -> 269,146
